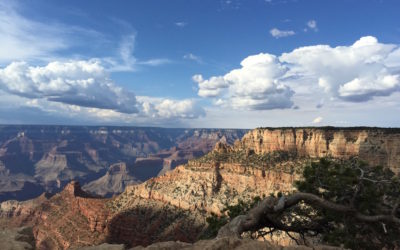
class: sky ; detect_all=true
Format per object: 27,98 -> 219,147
0,0 -> 400,128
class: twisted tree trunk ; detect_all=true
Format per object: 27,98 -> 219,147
217,192 -> 400,238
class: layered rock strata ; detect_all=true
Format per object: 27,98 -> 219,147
1,127 -> 400,249
239,127 -> 400,173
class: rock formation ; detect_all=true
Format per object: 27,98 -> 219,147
0,227 -> 35,250
83,163 -> 140,197
1,127 -> 399,249
239,127 -> 400,173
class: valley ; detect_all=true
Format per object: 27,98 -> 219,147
0,125 -> 247,201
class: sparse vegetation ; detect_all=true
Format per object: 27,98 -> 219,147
205,158 -> 400,249
192,149 -> 299,170
202,196 -> 262,239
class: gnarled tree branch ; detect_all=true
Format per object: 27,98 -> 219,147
217,192 -> 400,238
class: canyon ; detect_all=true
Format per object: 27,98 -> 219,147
0,125 -> 247,201
0,127 -> 399,249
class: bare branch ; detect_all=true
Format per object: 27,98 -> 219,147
392,200 -> 400,216
286,231 -> 300,245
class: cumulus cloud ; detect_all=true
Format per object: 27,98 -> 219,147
194,36 -> 400,110
270,28 -> 295,38
138,97 -> 205,119
0,1 -> 200,125
281,36 -> 400,102
193,53 -> 294,110
0,59 -> 205,120
192,75 -> 229,98
0,60 -> 139,113
0,88 -> 206,126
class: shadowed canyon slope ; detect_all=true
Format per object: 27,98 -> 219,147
1,127 -> 399,249
0,125 -> 247,201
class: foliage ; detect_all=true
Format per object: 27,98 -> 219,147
196,149 -> 297,169
203,158 -> 400,249
294,158 -> 400,249
202,196 -> 262,239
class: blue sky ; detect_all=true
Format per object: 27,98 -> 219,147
0,0 -> 399,128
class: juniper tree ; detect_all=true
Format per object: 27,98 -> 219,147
209,158 -> 400,249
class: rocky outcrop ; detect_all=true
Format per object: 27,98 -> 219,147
83,163 -> 140,197
157,149 -> 204,176
1,181 -> 206,249
0,181 -> 112,249
124,160 -> 301,215
0,193 -> 51,229
239,127 -> 400,173
0,227 -> 35,250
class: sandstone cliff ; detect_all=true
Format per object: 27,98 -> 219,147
239,127 -> 400,173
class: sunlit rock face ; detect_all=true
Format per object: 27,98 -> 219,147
240,127 -> 400,174
124,127 -> 400,217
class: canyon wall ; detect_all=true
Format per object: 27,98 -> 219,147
124,161 -> 302,216
239,127 -> 400,173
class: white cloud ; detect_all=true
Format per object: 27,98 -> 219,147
0,60 -> 139,113
192,75 -> 229,97
280,36 -> 400,102
0,91 -> 205,127
193,53 -> 294,110
306,20 -> 318,31
312,116 -> 323,124
0,2 -> 169,73
0,59 -> 206,121
0,1 -> 80,63
104,34 -> 171,71
0,1 -> 201,125
183,53 -> 202,63
194,36 -> 400,111
139,58 -> 172,66
139,98 -> 205,119
270,28 -> 295,38
175,22 -> 187,28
